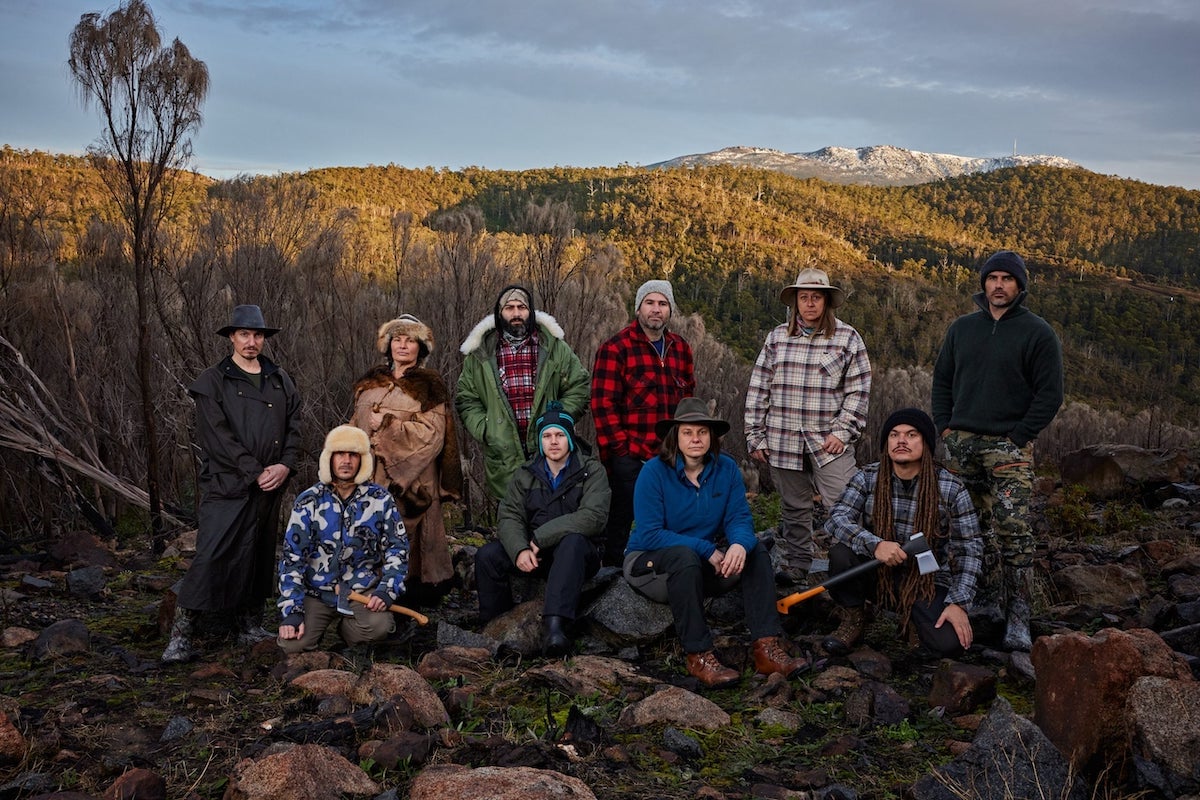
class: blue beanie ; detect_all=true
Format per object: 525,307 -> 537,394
536,401 -> 576,454
980,250 -> 1028,291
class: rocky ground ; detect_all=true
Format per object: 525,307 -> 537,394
1,454 -> 1199,800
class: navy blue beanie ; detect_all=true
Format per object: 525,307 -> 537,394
980,250 -> 1028,291
536,401 -> 576,454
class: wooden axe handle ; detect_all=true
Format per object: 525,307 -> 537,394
347,591 -> 429,625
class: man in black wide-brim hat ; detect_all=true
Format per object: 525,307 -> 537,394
162,304 -> 302,663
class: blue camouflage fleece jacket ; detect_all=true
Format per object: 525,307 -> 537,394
277,480 -> 409,627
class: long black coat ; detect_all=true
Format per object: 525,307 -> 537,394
178,354 -> 302,611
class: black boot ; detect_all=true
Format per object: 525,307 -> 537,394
541,615 -> 571,657
161,606 -> 197,664
237,606 -> 274,645
821,605 -> 866,656
1002,566 -> 1034,652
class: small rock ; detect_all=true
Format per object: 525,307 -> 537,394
352,664 -> 448,729
2,627 -> 37,648
159,716 -> 193,743
290,669 -> 357,698
0,711 -> 26,763
617,686 -> 730,731
927,661 -> 996,715
226,743 -> 379,800
30,619 -> 90,660
66,566 -> 107,598
409,764 -> 596,799
415,646 -> 492,681
757,707 -> 802,731
662,726 -> 701,760
103,767 -> 164,800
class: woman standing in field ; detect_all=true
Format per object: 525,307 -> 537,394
352,315 -> 461,598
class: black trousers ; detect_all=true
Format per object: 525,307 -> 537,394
640,542 -> 782,654
475,532 -> 600,623
827,542 -> 964,658
602,455 -> 644,566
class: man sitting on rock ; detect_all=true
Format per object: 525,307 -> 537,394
277,425 -> 409,653
822,408 -> 984,658
474,402 -> 609,656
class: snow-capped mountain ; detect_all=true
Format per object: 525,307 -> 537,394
649,144 -> 1080,186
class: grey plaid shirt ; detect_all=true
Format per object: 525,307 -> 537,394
745,319 -> 871,470
825,463 -> 984,608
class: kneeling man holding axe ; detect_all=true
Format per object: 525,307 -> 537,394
781,409 -> 984,658
277,426 -> 424,654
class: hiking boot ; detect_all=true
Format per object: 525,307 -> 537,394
821,605 -> 866,656
236,608 -> 274,645
541,615 -> 571,657
161,607 -> 197,664
1002,567 -> 1034,652
752,636 -> 809,678
685,651 -> 739,688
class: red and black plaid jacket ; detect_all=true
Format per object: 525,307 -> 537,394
590,320 -> 695,462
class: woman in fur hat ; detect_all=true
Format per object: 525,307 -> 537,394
351,315 -> 462,596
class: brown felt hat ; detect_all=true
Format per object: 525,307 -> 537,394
653,397 -> 731,439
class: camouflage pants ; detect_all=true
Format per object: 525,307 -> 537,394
942,431 -> 1036,569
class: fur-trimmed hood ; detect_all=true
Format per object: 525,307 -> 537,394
459,310 -> 566,356
318,425 -> 374,485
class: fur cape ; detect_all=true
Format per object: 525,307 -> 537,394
352,366 -> 462,496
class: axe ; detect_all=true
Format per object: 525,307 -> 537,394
346,590 -> 430,625
776,532 -> 940,614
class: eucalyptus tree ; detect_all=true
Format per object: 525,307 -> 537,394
69,0 -> 208,548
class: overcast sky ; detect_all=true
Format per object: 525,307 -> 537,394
3,0 -> 1199,189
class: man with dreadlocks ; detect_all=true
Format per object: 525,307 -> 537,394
820,408 -> 984,658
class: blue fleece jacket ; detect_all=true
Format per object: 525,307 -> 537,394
628,453 -> 757,558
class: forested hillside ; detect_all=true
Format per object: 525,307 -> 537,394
1,145 -> 1197,543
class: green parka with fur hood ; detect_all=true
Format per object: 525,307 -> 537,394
455,287 -> 590,497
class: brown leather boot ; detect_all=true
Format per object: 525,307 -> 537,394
685,650 -> 739,688
752,636 -> 809,678
821,605 -> 866,656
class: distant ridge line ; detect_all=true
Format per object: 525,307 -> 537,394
648,144 -> 1080,186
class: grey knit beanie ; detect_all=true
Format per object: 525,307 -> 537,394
635,280 -> 676,316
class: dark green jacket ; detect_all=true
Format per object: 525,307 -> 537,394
932,292 -> 1063,447
495,451 -> 610,563
456,312 -> 590,497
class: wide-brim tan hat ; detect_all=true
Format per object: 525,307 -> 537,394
780,268 -> 846,309
653,397 -> 731,439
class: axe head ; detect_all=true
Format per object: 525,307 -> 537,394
335,585 -> 355,616
903,532 -> 940,576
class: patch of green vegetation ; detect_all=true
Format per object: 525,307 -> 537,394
1047,484 -> 1154,544
113,507 -> 152,544
748,491 -> 782,533
879,718 -> 921,742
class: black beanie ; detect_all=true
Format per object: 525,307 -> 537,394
879,408 -> 937,452
980,250 -> 1028,291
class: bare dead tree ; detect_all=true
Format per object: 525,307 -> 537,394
518,199 -> 577,315
69,0 -> 208,551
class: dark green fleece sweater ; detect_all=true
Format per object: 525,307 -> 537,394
931,292 -> 1063,447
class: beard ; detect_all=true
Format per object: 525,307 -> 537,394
501,318 -> 528,339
